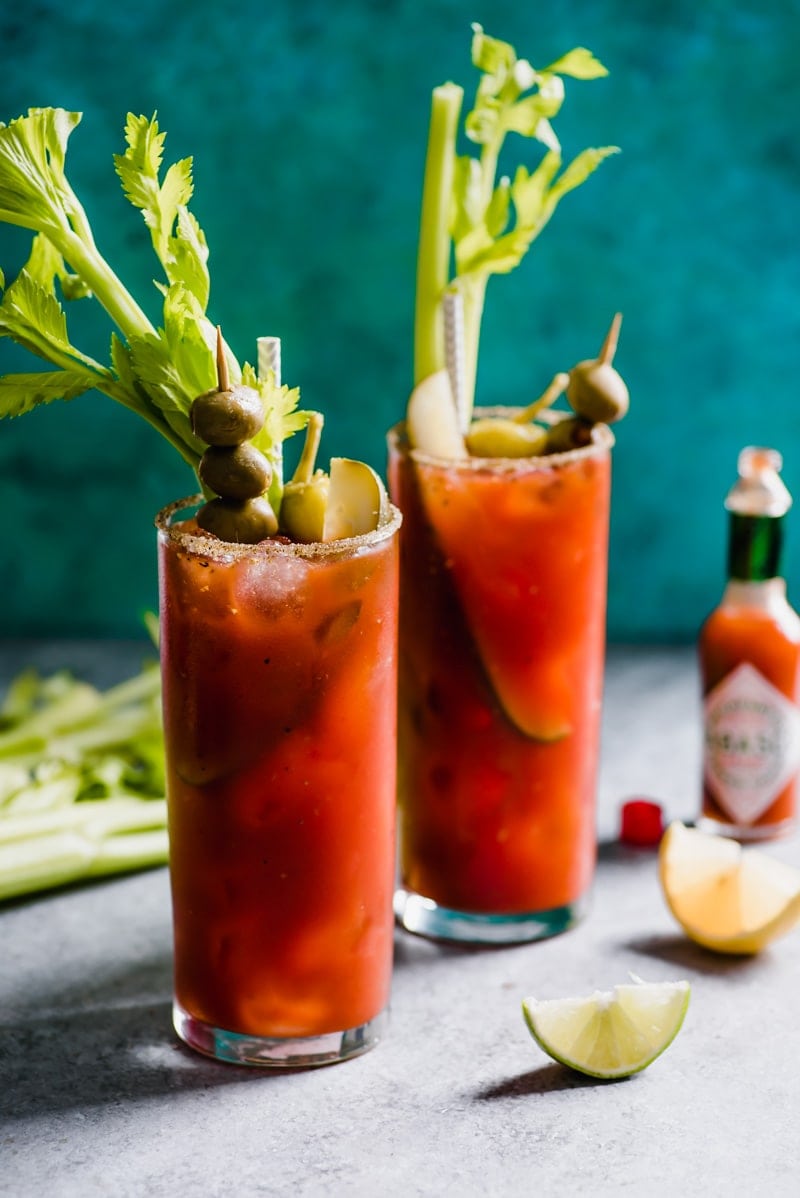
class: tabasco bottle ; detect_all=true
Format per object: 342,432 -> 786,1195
699,446 -> 800,840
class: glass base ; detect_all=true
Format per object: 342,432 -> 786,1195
394,888 -> 588,945
173,1001 -> 388,1068
697,814 -> 797,842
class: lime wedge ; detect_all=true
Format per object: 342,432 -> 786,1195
522,979 -> 690,1079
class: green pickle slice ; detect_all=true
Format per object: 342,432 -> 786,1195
413,467 -> 575,742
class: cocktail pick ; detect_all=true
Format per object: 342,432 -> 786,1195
215,325 -> 230,390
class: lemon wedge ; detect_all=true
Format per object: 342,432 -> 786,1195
658,821 -> 800,954
522,979 -> 690,1080
406,370 -> 467,459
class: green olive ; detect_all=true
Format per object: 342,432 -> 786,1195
190,384 -> 265,446
279,472 -> 331,543
196,495 -> 278,543
545,416 -> 595,454
198,443 -> 272,500
466,418 -> 548,459
566,360 -> 629,424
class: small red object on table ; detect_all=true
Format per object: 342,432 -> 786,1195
619,799 -> 665,847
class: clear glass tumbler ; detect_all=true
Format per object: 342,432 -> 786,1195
388,414 -> 613,943
156,495 -> 401,1065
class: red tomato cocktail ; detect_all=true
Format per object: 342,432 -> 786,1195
388,415 -> 613,941
156,496 -> 401,1065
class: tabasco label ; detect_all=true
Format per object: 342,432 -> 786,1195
703,662 -> 800,824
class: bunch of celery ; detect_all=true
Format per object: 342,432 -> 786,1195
0,108 -> 309,511
415,24 -> 619,419
0,660 -> 167,902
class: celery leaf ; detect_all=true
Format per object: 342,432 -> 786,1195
0,371 -> 95,416
544,48 -> 609,80
0,269 -> 110,379
548,145 -> 620,204
470,25 -> 517,83
114,113 -> 210,310
249,367 -> 308,450
414,28 -> 618,422
168,207 -> 210,311
1,270 -> 72,354
0,108 -> 82,234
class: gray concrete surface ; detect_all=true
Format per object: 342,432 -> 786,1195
1,642 -> 799,1197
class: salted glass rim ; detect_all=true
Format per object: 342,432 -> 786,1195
388,407 -> 614,475
155,494 -> 402,563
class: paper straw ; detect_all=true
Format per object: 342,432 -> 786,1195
257,336 -> 282,387
443,290 -> 467,434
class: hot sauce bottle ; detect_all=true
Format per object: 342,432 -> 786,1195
699,447 -> 800,840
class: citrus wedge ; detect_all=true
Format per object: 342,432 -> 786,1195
406,370 -> 467,459
522,979 -> 690,1080
658,821 -> 800,954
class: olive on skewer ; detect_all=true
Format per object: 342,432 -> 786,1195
565,312 -> 629,426
198,442 -> 273,501
191,328 -> 277,542
196,495 -> 279,542
190,330 -> 265,446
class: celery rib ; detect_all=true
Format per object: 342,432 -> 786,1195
0,661 -> 168,902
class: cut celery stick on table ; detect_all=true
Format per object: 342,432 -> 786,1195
0,824 -> 169,902
0,661 -> 168,902
0,798 -> 168,844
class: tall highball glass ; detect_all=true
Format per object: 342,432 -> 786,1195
388,414 -> 613,943
156,496 -> 401,1066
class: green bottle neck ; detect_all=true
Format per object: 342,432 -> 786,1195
727,512 -> 783,581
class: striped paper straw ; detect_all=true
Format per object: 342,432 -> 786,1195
257,336 -> 282,387
443,290 -> 467,434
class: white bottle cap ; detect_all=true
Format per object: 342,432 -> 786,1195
725,446 -> 792,518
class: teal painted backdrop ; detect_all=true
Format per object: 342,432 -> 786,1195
1,0 -> 799,639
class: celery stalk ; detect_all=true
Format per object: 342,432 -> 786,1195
0,662 -> 168,902
0,823 -> 168,902
410,27 -> 618,426
414,84 -> 463,386
0,109 -> 311,491
55,226 -> 156,341
0,797 -> 167,844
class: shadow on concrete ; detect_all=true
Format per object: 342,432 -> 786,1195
0,957 -> 285,1121
473,1062 -> 624,1100
392,928 -> 513,969
623,932 -> 765,976
596,837 -> 660,868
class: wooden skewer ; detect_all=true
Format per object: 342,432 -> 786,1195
215,326 -> 230,391
598,312 -> 623,366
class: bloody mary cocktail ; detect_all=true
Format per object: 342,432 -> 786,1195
157,496 -> 401,1066
389,416 -> 613,942
0,107 -> 404,1065
387,28 -> 624,943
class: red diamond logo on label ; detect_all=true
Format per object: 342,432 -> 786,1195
703,662 -> 800,825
